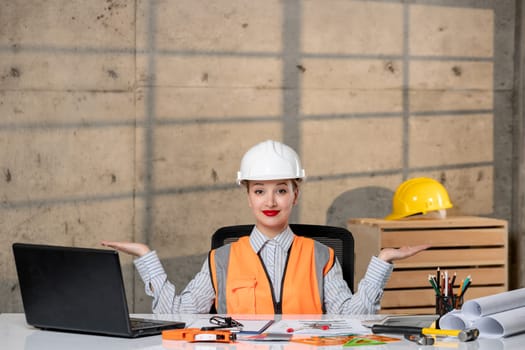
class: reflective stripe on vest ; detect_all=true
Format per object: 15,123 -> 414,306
209,235 -> 335,314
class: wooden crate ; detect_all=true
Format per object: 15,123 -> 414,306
347,216 -> 508,314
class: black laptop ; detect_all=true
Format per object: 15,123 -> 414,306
12,242 -> 185,338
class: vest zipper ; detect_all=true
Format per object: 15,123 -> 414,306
278,244 -> 293,314
256,238 -> 294,314
256,250 -> 279,313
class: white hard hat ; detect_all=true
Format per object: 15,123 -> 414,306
237,140 -> 306,185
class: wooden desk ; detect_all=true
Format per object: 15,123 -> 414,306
2,313 -> 524,349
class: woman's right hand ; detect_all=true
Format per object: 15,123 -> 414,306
101,241 -> 151,257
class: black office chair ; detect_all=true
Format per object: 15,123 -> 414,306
211,224 -> 354,292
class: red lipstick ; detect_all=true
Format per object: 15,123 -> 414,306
262,210 -> 279,217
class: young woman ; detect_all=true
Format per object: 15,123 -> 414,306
102,140 -> 429,314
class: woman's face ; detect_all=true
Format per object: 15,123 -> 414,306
246,179 -> 299,238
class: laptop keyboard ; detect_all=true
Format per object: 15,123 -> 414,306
130,318 -> 163,330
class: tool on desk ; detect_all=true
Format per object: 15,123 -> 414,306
371,325 -> 479,342
404,333 -> 435,346
200,316 -> 244,330
162,328 -> 236,343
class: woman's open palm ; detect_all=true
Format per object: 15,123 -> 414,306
101,241 -> 151,257
378,244 -> 431,263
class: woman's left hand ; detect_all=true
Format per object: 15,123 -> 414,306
377,244 -> 431,263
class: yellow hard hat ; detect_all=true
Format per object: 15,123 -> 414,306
385,177 -> 453,220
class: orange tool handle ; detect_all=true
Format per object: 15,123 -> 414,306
162,328 -> 236,343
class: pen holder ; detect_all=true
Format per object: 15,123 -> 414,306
435,295 -> 463,316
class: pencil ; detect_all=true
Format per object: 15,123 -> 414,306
461,280 -> 472,296
444,270 -> 449,297
436,267 -> 441,293
451,273 -> 457,291
428,275 -> 440,296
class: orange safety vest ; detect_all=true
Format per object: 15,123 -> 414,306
209,235 -> 335,314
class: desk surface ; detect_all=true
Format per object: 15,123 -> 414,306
2,313 -> 524,350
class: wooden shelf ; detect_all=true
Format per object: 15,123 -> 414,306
348,216 -> 508,314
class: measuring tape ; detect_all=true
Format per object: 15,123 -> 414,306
162,328 -> 236,343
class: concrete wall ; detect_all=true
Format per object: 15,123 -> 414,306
1,0 -> 520,313
514,0 -> 525,301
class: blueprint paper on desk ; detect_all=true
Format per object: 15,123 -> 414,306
265,318 -> 370,336
439,288 -> 525,338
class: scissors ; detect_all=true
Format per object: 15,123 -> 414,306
200,316 -> 244,331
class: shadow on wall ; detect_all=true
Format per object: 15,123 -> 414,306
326,186 -> 394,228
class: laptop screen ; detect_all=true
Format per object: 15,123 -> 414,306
13,243 -> 137,336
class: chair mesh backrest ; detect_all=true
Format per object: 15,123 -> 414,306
211,224 -> 354,292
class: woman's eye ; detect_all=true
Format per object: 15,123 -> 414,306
278,189 -> 288,194
254,189 -> 263,195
